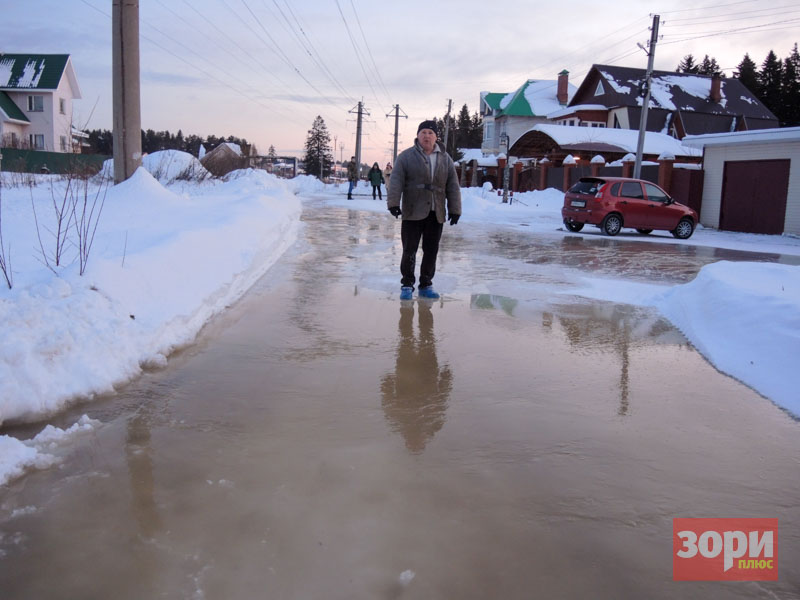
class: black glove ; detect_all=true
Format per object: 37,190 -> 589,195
389,206 -> 402,218
449,214 -> 460,226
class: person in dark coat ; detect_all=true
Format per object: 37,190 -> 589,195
368,162 -> 384,199
347,156 -> 358,199
386,120 -> 461,300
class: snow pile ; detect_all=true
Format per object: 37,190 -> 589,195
101,150 -> 209,184
0,415 -> 99,486
0,167 -> 301,427
654,261 -> 800,414
566,261 -> 800,415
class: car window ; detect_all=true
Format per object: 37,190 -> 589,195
568,180 -> 603,195
620,182 -> 644,199
644,183 -> 669,203
610,183 -> 620,196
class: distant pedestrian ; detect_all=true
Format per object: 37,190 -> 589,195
368,162 -> 385,199
387,120 -> 461,300
347,156 -> 358,199
384,161 -> 393,192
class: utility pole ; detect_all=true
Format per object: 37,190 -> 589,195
112,0 -> 142,184
442,99 -> 453,156
349,101 -> 369,178
634,14 -> 660,179
386,104 -> 407,164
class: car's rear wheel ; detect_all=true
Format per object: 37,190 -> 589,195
672,218 -> 695,239
564,220 -> 584,232
602,213 -> 622,236
636,228 -> 653,235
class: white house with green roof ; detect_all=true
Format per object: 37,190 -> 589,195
0,54 -> 82,153
480,70 -> 576,155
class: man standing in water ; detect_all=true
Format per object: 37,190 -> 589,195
387,120 -> 461,300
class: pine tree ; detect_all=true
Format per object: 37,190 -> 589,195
267,145 -> 277,159
780,55 -> 800,126
303,115 -> 334,179
734,53 -> 759,94
698,55 -> 721,76
677,54 -> 699,74
758,50 -> 784,118
456,103 -> 472,150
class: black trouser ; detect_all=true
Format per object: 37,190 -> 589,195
372,184 -> 382,199
400,211 -> 443,289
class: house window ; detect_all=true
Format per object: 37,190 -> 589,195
484,122 -> 494,142
30,134 -> 45,149
59,98 -> 66,114
60,136 -> 69,151
579,122 -> 588,127
613,114 -> 621,129
595,81 -> 605,96
27,95 -> 44,112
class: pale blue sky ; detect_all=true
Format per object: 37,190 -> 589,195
2,0 -> 798,164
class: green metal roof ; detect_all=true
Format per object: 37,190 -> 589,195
0,54 -> 70,90
496,82 -> 535,117
0,90 -> 28,122
483,92 -> 506,111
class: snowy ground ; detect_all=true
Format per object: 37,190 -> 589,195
1,163 -> 798,485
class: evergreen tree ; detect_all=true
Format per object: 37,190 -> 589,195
87,129 -> 113,155
758,50 -> 783,117
734,53 -> 759,94
267,145 -> 277,159
303,115 -> 334,179
698,55 -> 722,76
677,54 -> 699,74
456,103 -> 472,150
780,54 -> 800,126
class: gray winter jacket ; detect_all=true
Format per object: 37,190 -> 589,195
386,141 -> 461,223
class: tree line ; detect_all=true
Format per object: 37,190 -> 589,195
678,43 -> 800,126
85,128 -> 254,157
433,103 -> 483,160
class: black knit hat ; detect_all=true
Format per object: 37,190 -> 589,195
417,120 -> 438,136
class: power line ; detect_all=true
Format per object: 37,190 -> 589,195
660,18 -> 800,46
334,0 -> 383,112
348,0 -> 392,107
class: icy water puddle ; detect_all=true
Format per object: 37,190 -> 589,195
1,199 -> 798,599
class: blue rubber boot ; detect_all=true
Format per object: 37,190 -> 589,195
418,286 -> 440,299
400,287 -> 413,300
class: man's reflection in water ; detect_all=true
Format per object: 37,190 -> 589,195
381,302 -> 452,453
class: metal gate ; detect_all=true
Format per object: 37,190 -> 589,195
720,159 -> 790,234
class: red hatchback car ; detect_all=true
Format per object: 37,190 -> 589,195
562,177 -> 698,239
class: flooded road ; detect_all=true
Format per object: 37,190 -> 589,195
2,197 -> 799,599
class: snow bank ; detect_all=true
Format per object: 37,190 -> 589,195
0,167 -> 301,427
101,150 -> 209,184
0,415 -> 99,486
566,261 -> 800,416
653,261 -> 800,415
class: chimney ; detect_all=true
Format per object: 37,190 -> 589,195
557,70 -> 569,106
710,74 -> 721,103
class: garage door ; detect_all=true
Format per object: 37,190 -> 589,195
720,159 -> 790,234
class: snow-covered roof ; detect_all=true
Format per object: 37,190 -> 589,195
456,148 -> 500,167
682,126 -> 800,148
574,64 -> 774,122
547,104 -> 607,119
224,142 -> 242,156
513,124 -> 701,158
493,79 -> 577,118
0,54 -> 81,98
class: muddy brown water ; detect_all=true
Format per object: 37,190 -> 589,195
1,197 -> 798,599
